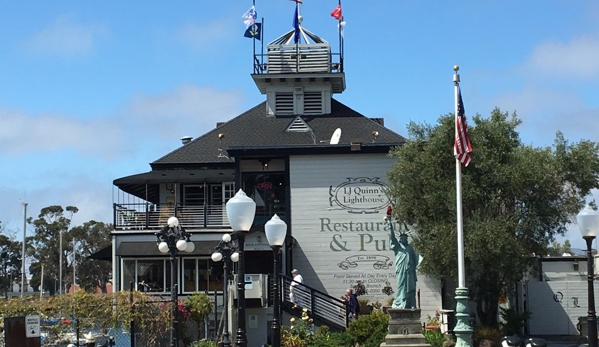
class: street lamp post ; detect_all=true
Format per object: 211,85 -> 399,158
225,189 -> 256,347
577,205 -> 599,347
211,233 -> 240,347
265,214 -> 287,347
156,216 -> 195,347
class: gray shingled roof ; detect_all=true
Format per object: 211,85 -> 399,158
151,98 -> 406,168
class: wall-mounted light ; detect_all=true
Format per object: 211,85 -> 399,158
260,159 -> 270,170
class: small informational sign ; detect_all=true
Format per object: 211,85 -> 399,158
26,315 -> 41,338
244,275 -> 253,290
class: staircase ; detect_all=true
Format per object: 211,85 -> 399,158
281,274 -> 349,331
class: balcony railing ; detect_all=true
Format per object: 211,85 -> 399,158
114,203 -> 229,230
114,203 -> 285,230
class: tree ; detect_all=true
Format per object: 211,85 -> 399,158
69,220 -> 112,293
546,240 -> 572,256
387,108 -> 599,327
0,223 -> 22,298
27,205 -> 78,295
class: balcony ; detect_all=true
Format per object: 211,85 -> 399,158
114,203 -> 284,231
114,203 -> 229,230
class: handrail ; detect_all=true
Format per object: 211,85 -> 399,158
281,274 -> 349,330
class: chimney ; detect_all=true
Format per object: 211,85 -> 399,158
180,136 -> 193,145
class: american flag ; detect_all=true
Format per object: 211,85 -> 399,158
454,88 -> 472,166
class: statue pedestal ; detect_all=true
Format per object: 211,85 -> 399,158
380,308 -> 430,347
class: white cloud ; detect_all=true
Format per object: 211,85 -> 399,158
0,107 -> 125,158
0,85 -> 243,158
22,14 -> 108,57
525,35 -> 599,79
0,177 -> 113,237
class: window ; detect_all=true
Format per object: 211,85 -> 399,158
242,173 -> 286,225
122,257 -> 225,293
123,259 -> 167,293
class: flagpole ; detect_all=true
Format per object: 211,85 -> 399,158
453,65 -> 472,347
261,17 -> 265,71
252,0 -> 256,69
338,0 -> 342,71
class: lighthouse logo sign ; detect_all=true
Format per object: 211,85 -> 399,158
329,177 -> 390,214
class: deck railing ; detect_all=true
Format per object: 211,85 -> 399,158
114,203 -> 284,230
114,203 -> 229,230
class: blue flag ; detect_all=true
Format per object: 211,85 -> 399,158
292,4 -> 300,43
244,22 -> 262,40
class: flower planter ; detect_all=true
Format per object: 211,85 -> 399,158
425,325 -> 441,332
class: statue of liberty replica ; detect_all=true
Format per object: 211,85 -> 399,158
380,206 -> 430,347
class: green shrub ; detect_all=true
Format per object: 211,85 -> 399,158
472,326 -> 502,347
499,307 -> 531,337
423,329 -> 446,347
311,331 -> 354,347
362,330 -> 388,347
345,310 -> 389,346
190,339 -> 218,347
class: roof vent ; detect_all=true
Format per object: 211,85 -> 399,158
286,115 -> 312,132
370,118 -> 384,126
180,136 -> 193,145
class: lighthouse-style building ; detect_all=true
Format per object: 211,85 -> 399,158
110,3 -> 442,345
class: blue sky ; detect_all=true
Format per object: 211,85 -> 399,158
1,1 -> 599,250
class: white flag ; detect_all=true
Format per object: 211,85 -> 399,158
242,6 -> 257,28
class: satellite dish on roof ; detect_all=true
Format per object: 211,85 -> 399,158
330,128 -> 341,145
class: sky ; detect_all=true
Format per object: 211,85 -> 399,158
1,1 -> 599,251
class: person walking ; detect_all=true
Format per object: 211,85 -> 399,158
289,269 -> 304,308
343,288 -> 360,321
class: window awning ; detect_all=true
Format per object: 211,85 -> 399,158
116,241 -> 219,257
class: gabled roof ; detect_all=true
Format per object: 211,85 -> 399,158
151,99 -> 405,169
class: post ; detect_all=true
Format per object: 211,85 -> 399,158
453,66 -> 473,347
73,238 -> 76,292
222,256 -> 231,347
271,246 -> 281,347
235,232 -> 248,347
59,227 -> 63,296
130,281 -> 136,347
170,247 -> 178,347
40,264 -> 44,299
586,236 -> 597,347
21,202 -> 27,298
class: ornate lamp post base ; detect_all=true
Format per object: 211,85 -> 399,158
454,287 -> 473,347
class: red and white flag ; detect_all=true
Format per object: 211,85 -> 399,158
454,88 -> 472,166
331,4 -> 342,20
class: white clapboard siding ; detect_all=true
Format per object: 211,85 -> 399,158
289,154 -> 442,319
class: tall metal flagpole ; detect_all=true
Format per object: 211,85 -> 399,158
21,202 -> 27,298
453,65 -> 473,347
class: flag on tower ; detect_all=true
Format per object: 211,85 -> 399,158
454,88 -> 472,166
242,6 -> 257,28
244,22 -> 262,40
293,4 -> 300,43
331,5 -> 342,20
